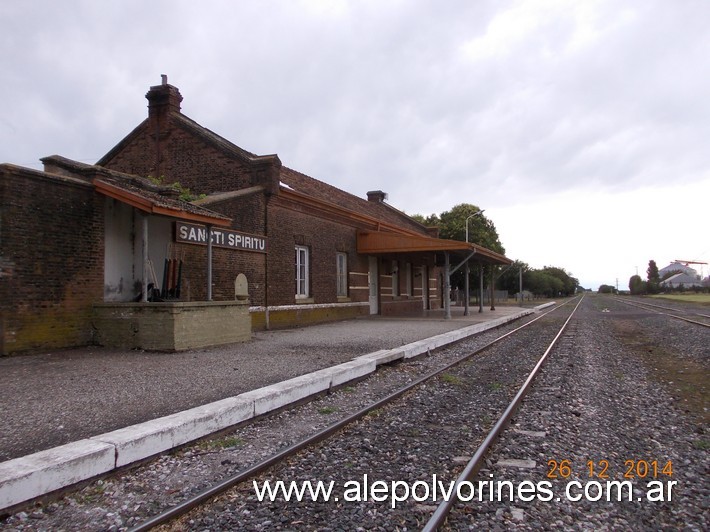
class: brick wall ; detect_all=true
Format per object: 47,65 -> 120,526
266,199 -> 364,307
0,166 -> 104,354
169,193 -> 268,304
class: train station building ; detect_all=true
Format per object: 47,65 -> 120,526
0,78 -> 511,355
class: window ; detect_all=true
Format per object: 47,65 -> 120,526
295,246 -> 309,298
336,252 -> 348,297
392,260 -> 399,297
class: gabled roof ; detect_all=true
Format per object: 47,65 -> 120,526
95,119 -> 149,167
100,97 -> 428,236
96,113 -> 280,169
279,166 -> 431,235
659,262 -> 697,276
173,113 -> 280,166
41,155 -> 231,227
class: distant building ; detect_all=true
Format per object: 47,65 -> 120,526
658,261 -> 698,279
660,272 -> 704,289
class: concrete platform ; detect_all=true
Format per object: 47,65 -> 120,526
0,303 -> 545,510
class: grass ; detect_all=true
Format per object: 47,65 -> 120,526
490,382 -> 503,391
612,319 -> 709,425
75,481 -> 108,504
649,294 -> 710,305
197,435 -> 244,451
441,373 -> 463,386
318,406 -> 337,415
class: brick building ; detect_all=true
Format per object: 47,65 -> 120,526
0,77 -> 510,355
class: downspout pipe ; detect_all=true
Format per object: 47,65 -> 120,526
207,224 -> 213,301
264,197 -> 270,330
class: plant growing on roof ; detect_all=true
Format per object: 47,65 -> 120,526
146,174 -> 205,202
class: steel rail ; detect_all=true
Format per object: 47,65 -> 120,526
129,298 -> 579,531
610,296 -> 710,328
422,294 -> 585,531
611,295 -> 709,316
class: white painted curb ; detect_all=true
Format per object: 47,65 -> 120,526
0,440 -> 115,509
91,397 -> 254,468
534,301 -> 556,310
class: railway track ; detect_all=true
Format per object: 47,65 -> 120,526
609,296 -> 710,328
125,298 -> 583,530
436,294 -> 708,530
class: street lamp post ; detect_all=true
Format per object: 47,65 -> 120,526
464,210 -> 484,316
465,210 -> 485,244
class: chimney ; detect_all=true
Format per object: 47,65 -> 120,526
146,74 -> 183,123
367,190 -> 388,203
145,75 -> 182,178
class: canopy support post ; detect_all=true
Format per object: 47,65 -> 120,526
464,260 -> 470,316
444,252 -> 451,320
490,267 -> 496,311
479,265 -> 484,313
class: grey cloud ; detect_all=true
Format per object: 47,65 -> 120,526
1,0 -> 708,212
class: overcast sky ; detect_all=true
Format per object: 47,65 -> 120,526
2,0 -> 708,290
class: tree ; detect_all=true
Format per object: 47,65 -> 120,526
647,260 -> 661,294
526,270 -> 564,297
497,260 -> 529,295
437,204 -> 505,255
412,203 -> 505,291
598,284 -> 616,294
629,274 -> 646,295
410,213 -> 440,227
540,266 -> 579,296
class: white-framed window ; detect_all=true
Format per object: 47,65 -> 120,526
392,260 -> 399,297
295,246 -> 309,298
336,252 -> 348,297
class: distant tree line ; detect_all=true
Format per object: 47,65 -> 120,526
497,262 -> 580,298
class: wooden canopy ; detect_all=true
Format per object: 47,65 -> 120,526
356,230 -> 511,265
94,178 -> 232,227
